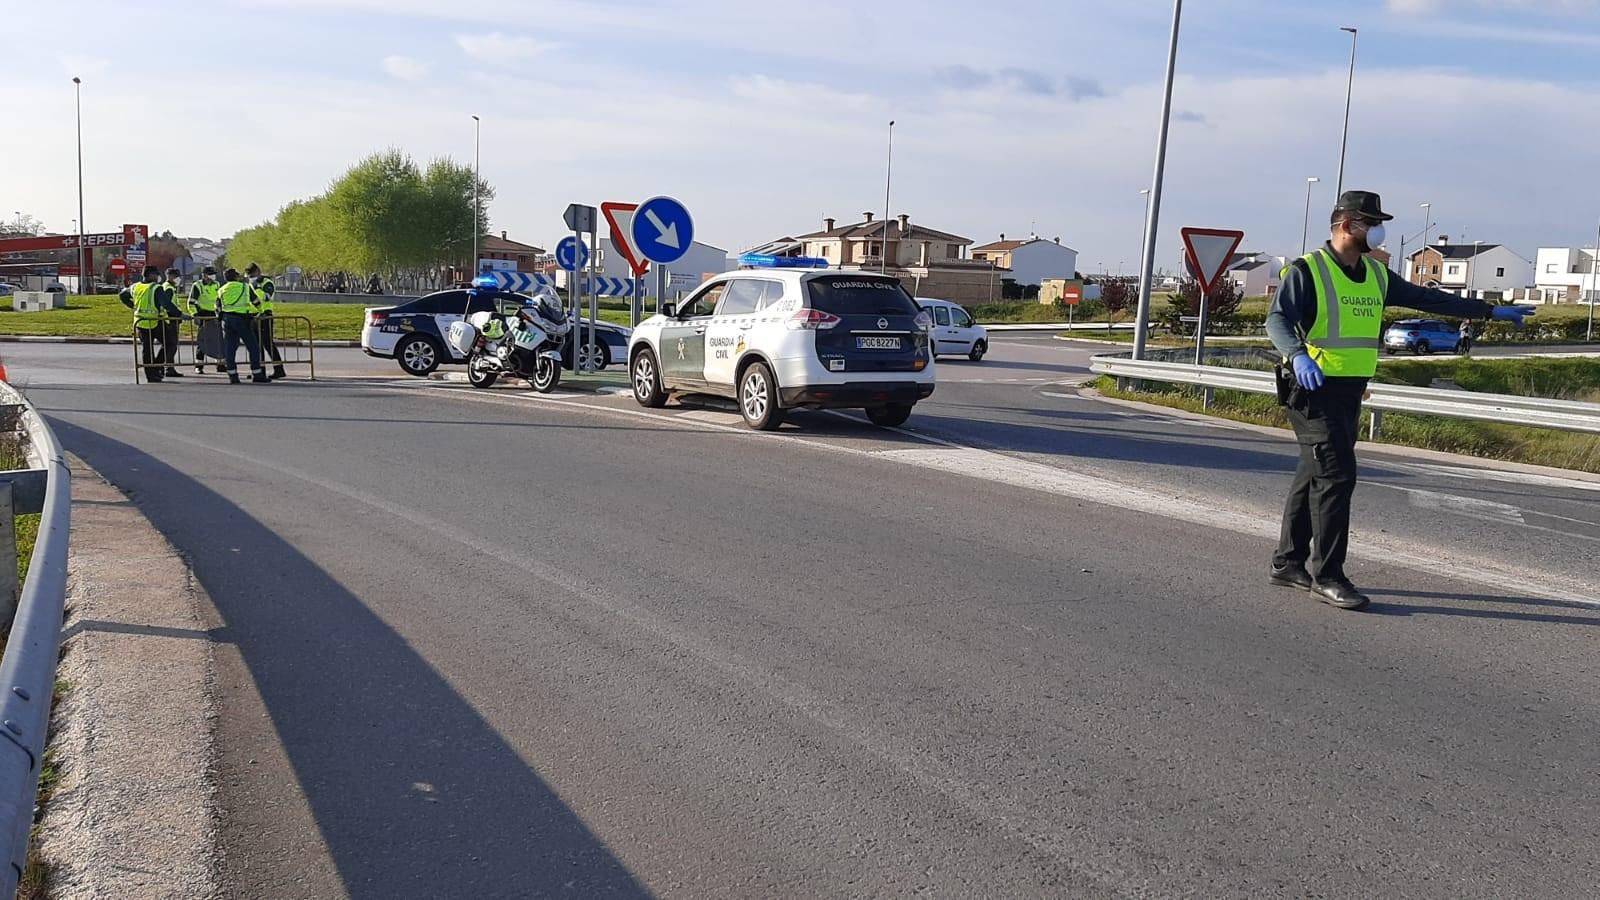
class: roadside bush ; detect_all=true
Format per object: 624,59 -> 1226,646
970,301 -> 1069,324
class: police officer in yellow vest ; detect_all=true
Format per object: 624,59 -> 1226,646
119,265 -> 186,384
245,263 -> 287,380
1266,191 -> 1534,610
218,268 -> 271,384
188,265 -> 225,374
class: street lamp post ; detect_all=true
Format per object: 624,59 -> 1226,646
1589,218 -> 1599,341
883,120 -> 895,274
1336,27 -> 1358,197
1468,239 -> 1481,299
73,76 -> 87,292
1133,0 -> 1184,361
471,115 -> 480,279
1301,177 -> 1320,256
1420,202 -> 1433,256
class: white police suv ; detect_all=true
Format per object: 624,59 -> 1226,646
627,256 -> 935,430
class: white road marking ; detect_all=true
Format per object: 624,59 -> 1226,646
1379,459 -> 1600,494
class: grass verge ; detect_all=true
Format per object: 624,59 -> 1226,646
1090,355 -> 1600,474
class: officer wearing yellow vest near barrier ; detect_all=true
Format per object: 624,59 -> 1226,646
246,263 -> 287,380
218,268 -> 270,384
188,265 -> 225,374
119,265 -> 186,384
1265,191 -> 1535,611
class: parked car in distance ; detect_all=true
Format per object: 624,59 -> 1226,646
915,297 -> 987,361
1383,318 -> 1464,355
0,284 -> 14,296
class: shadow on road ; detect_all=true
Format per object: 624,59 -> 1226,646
1366,588 -> 1600,627
51,419 -> 652,900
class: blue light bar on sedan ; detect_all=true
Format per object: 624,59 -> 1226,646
738,254 -> 830,269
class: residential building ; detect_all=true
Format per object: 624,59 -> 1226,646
749,213 -> 1002,304
478,232 -> 545,273
1406,238 -> 1531,300
1225,252 -> 1284,298
969,234 -> 1079,287
1533,245 -> 1600,304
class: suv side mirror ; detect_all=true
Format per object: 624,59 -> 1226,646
662,302 -> 677,318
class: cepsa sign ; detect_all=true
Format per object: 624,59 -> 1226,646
0,224 -> 149,254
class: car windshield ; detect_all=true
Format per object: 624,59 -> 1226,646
806,276 -> 920,316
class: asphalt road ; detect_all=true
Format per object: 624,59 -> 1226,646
16,337 -> 1600,898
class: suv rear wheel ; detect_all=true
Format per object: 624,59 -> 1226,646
1414,340 -> 1431,356
738,362 -> 785,431
396,335 -> 442,376
866,403 -> 913,427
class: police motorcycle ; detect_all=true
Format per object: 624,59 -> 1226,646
447,283 -> 571,393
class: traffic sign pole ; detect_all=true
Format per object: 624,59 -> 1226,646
570,225 -> 582,374
587,220 -> 599,374
1194,285 -> 1209,366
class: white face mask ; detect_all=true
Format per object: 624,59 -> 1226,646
1364,223 -> 1387,249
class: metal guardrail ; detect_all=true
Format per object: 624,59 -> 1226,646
1090,352 -> 1600,437
0,382 -> 71,897
133,315 -> 317,382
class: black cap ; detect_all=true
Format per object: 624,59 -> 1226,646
1332,190 -> 1393,222
202,265 -> 217,276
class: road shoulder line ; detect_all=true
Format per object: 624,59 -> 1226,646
40,455 -> 221,899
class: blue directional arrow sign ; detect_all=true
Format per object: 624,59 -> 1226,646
585,277 -> 636,298
631,196 -> 694,266
556,236 -> 590,272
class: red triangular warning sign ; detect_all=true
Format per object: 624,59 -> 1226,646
602,202 -> 649,278
1180,227 -> 1245,294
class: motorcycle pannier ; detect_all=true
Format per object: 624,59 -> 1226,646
446,320 -> 479,356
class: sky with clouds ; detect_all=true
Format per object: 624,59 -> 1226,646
5,0 -> 1600,272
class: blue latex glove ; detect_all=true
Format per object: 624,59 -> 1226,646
1489,305 -> 1537,328
1291,352 -> 1324,391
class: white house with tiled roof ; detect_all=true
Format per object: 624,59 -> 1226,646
970,234 -> 1079,287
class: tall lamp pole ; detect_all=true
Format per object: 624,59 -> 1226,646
1468,239 -> 1481,299
1133,0 -> 1184,361
1589,218 -> 1599,341
1335,26 -> 1358,197
73,76 -> 87,292
1420,202 -> 1432,253
471,115 -> 481,279
883,120 -> 894,274
1301,177 -> 1320,255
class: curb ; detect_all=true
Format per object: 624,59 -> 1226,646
0,335 -> 360,347
41,455 -> 221,898
1077,385 -> 1600,484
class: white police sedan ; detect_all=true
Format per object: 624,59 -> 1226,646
362,287 -> 631,377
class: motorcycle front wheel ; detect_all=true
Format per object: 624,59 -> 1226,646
466,351 -> 499,389
531,355 -> 561,393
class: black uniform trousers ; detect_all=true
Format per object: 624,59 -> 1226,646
192,311 -> 217,364
1272,375 -> 1366,584
158,319 -> 181,372
258,313 -> 286,376
221,313 -> 264,376
137,326 -> 164,382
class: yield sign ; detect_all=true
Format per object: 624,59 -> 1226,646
601,202 -> 649,278
1179,227 -> 1245,294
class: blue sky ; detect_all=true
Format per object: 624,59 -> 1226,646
5,0 -> 1600,272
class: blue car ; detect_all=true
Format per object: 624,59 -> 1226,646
1383,318 -> 1466,356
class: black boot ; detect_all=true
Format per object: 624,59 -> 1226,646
228,372 -> 242,384
164,368 -> 184,378
251,373 -> 272,384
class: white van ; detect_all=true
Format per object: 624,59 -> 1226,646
915,298 -> 988,362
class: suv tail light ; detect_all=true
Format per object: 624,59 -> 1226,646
367,310 -> 388,326
786,308 -> 841,331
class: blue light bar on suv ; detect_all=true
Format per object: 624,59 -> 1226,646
472,274 -> 500,290
739,254 -> 830,269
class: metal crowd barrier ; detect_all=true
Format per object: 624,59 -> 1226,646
132,315 -> 317,382
1089,351 -> 1600,439
0,382 -> 71,896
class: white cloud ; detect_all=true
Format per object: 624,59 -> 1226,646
454,32 -> 559,63
381,55 -> 428,81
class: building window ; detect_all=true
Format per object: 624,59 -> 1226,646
1546,263 -> 1558,273
1496,267 -> 1505,278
